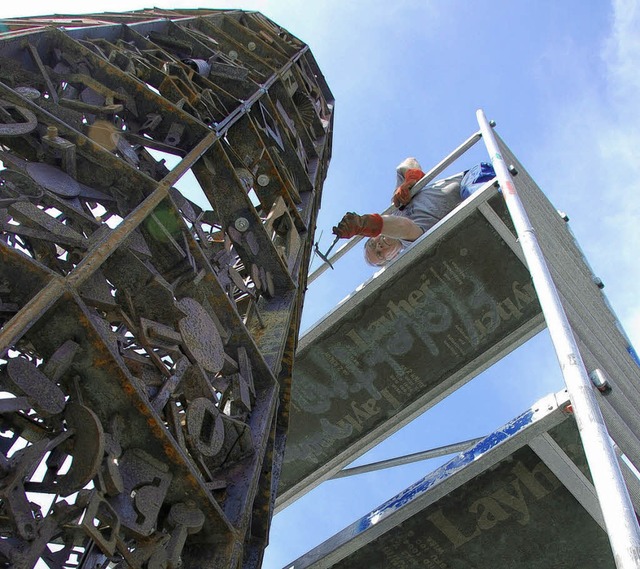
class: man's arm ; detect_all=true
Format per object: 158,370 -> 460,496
378,214 -> 423,241
332,212 -> 423,241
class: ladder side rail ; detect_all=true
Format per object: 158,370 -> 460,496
476,108 -> 640,569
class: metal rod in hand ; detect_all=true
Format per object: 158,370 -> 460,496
313,235 -> 340,270
308,234 -> 364,284
476,108 -> 640,569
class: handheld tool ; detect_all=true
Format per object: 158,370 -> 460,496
314,235 -> 340,270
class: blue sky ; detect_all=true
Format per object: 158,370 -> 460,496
2,1 -> 639,567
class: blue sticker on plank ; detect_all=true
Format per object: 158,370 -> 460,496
627,346 -> 640,368
356,406 -> 536,533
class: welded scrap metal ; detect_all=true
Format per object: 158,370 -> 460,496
1,351 -> 104,551
41,339 -> 81,382
0,170 -> 44,206
0,171 -> 96,240
116,316 -> 174,382
0,15 -> 327,569
52,67 -> 135,118
77,490 -> 121,557
13,86 -> 42,102
169,187 -> 203,225
4,357 -> 66,416
158,65 -> 221,125
263,195 -> 302,273
136,146 -> 173,180
164,121 -> 186,147
98,433 -> 125,499
5,200 -> 88,250
0,430 -> 73,541
26,162 -> 82,198
26,403 -> 106,498
139,317 -> 184,354
186,397 -> 226,458
105,264 -> 226,384
40,29 -> 210,152
209,60 -> 250,80
209,240 -> 259,304
147,30 -> 195,55
23,42 -> 59,104
107,251 -> 182,321
0,496 -> 84,569
224,226 -> 276,299
0,151 -> 114,203
194,151 -> 293,294
216,347 -> 257,416
110,532 -> 171,569
186,396 -> 254,470
87,500 -> 206,569
151,356 -> 190,413
166,195 -> 223,271
176,296 -> 226,374
78,269 -> 119,311
0,300 -> 19,321
0,438 -> 53,541
0,98 -> 38,136
59,90 -> 125,117
165,502 -> 206,569
0,340 -> 208,566
230,345 -> 256,413
106,447 -> 172,538
0,397 -> 31,414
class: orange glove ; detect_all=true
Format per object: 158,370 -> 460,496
332,212 -> 383,239
392,168 -> 425,207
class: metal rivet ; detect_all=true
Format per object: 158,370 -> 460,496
235,217 -> 250,232
589,368 -> 611,392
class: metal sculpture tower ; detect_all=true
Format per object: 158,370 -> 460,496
0,9 -> 333,568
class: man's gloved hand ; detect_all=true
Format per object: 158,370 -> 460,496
392,168 -> 425,208
332,212 -> 383,239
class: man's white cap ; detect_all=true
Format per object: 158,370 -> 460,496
395,157 -> 422,186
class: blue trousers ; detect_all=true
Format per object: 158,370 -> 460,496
460,162 -> 496,199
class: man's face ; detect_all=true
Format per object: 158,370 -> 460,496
365,235 -> 403,266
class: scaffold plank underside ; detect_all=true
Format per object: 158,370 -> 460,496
278,183 -> 545,508
284,391 -> 629,569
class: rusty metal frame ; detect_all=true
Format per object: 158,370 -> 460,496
0,8 -> 333,568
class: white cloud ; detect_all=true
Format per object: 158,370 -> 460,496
603,0 -> 640,104
594,0 -> 640,346
534,0 -> 640,348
